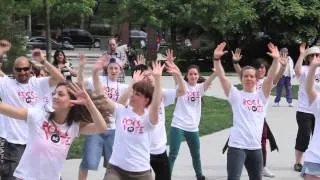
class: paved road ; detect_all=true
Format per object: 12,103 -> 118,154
61,76 -> 302,180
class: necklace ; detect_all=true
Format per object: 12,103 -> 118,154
106,77 -> 119,101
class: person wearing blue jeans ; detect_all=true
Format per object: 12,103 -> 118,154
274,48 -> 295,107
169,64 -> 217,180
78,57 -> 128,180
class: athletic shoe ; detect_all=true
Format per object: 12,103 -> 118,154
262,166 -> 275,177
273,102 -> 280,107
288,103 -> 293,107
294,163 -> 303,172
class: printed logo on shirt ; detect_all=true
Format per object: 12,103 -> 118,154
122,117 -> 144,134
186,91 -> 200,103
42,121 -> 71,146
242,98 -> 264,113
103,86 -> 119,101
17,91 -> 39,104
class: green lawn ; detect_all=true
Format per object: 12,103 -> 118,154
235,84 -> 299,99
68,96 -> 233,159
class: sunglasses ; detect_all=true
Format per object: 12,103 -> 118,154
15,67 -> 30,72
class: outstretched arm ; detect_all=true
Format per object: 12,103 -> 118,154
165,60 -> 186,97
294,43 -> 307,78
262,43 -> 281,98
306,57 -> 320,105
273,53 -> 288,85
66,83 -> 107,134
149,61 -> 165,125
0,103 -> 27,120
92,56 -> 116,113
32,49 -> 65,87
213,42 -> 231,96
203,66 -> 217,92
77,54 -> 87,86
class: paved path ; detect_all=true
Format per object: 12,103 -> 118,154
62,76 -> 302,180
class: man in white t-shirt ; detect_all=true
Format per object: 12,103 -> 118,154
0,47 -> 64,180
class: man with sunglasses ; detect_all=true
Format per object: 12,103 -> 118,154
0,42 -> 64,180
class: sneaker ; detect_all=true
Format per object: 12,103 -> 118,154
294,163 -> 303,172
262,166 -> 275,177
196,175 -> 206,180
288,103 -> 293,107
273,102 -> 280,107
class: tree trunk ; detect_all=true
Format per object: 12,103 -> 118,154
80,13 -> 85,29
119,22 -> 129,45
146,26 -> 157,61
170,23 -> 177,51
44,0 -> 51,61
27,13 -> 32,37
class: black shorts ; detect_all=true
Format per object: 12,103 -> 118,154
0,137 -> 26,180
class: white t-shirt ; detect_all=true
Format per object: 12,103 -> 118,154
171,82 -> 205,132
228,86 -> 268,150
87,76 -> 128,129
305,96 -> 320,164
13,108 -> 80,180
150,89 -> 176,154
256,78 -> 264,90
109,104 -> 155,172
297,66 -> 320,113
0,76 -> 52,144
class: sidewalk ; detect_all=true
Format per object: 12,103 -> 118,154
62,76 -> 301,180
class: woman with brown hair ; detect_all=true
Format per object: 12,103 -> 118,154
0,82 -> 108,180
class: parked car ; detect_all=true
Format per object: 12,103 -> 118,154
130,30 -> 147,39
26,36 -> 75,50
58,29 -> 100,48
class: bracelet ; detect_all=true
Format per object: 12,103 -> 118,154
232,61 -> 239,64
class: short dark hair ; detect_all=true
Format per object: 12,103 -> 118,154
131,64 -> 148,77
132,81 -> 154,107
252,58 -> 269,70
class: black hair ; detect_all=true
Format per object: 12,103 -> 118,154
52,50 -> 66,66
131,64 -> 148,77
252,58 -> 269,70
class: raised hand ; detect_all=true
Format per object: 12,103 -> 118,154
266,42 -> 280,60
79,54 -> 87,67
279,53 -> 288,67
164,49 -> 176,62
0,40 -> 11,56
93,56 -> 108,71
232,48 -> 242,62
134,54 -> 146,66
299,42 -> 307,55
151,61 -> 165,77
213,42 -> 228,60
67,83 -> 90,105
165,60 -> 181,76
32,49 -> 46,63
132,70 -> 145,83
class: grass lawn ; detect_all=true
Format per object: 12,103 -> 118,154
235,84 -> 299,99
68,96 -> 233,159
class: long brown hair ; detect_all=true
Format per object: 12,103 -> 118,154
48,82 -> 102,126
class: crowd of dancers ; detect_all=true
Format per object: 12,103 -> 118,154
0,38 -> 319,180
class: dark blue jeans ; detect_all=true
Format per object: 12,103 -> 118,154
274,76 -> 292,103
227,147 -> 263,180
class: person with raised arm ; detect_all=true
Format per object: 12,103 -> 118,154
0,47 -> 64,179
230,47 -> 288,177
0,82 -> 107,180
293,44 -> 320,172
304,52 -> 320,180
78,55 -> 129,180
214,42 -> 280,180
168,52 -> 217,180
93,59 -> 164,180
